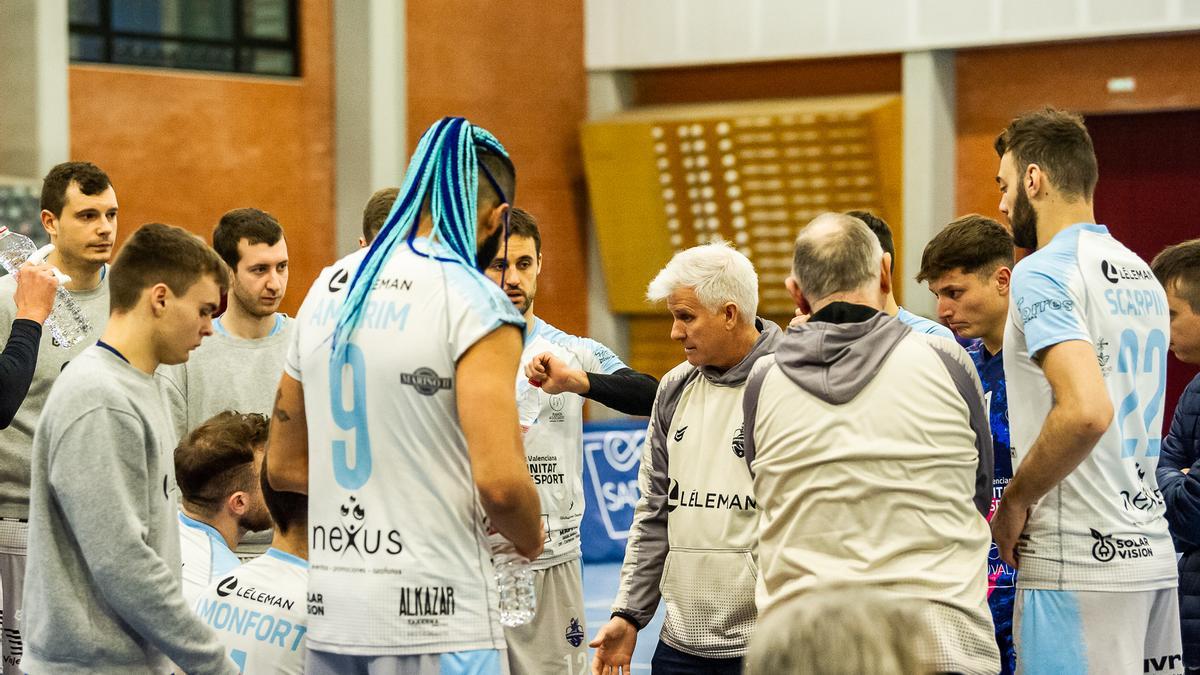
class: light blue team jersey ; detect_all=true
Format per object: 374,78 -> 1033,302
287,240 -> 524,655
897,306 -> 955,339
519,317 -> 626,569
179,512 -> 241,606
193,548 -> 309,675
1003,223 -> 1176,592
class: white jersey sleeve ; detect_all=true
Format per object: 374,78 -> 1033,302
179,513 -> 241,606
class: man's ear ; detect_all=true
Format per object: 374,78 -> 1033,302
1026,163 -> 1044,199
227,491 -> 249,517
723,302 -> 740,329
487,203 -> 510,234
879,256 -> 893,297
786,276 -> 813,315
40,210 -> 58,239
149,283 -> 170,317
995,266 -> 1012,297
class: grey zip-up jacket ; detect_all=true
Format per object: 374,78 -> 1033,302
611,318 -> 782,659
741,303 -> 998,675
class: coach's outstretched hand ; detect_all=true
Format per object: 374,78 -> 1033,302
525,351 -> 590,395
590,616 -> 637,675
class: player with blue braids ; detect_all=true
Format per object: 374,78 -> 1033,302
267,116 -> 545,675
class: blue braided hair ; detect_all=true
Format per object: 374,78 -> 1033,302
331,117 -> 511,362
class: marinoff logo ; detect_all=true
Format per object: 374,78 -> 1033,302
328,267 -> 349,292
400,368 -> 452,396
1089,528 -> 1153,562
216,575 -> 238,597
1100,260 -> 1153,285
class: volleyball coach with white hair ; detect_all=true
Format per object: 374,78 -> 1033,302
590,242 -> 782,675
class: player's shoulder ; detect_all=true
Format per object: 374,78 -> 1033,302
443,262 -> 522,324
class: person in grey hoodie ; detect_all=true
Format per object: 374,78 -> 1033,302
21,223 -> 237,675
591,242 -> 782,675
742,212 -> 999,675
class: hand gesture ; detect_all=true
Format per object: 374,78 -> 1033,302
590,616 -> 638,675
524,351 -> 588,395
990,496 -> 1030,568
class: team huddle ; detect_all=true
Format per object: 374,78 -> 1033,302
0,107 -> 1195,675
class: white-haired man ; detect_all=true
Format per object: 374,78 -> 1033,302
590,243 -> 781,675
740,212 -> 998,675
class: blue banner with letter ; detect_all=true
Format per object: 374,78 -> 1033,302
581,419 -> 646,564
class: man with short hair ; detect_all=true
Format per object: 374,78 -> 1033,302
175,410 -> 273,604
917,214 -> 1017,674
194,448 -> 309,674
1151,239 -> 1200,673
848,209 -> 955,339
0,160 -> 116,674
159,207 -> 293,441
482,207 -> 657,674
360,186 -> 400,247
990,108 -> 1180,673
267,117 -> 543,674
743,212 -> 998,675
591,242 -> 781,675
22,223 -> 236,674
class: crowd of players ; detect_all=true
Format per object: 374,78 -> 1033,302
0,107 -> 1194,675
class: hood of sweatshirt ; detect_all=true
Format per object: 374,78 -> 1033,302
774,302 -> 910,404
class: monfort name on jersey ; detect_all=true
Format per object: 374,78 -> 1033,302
667,479 -> 757,512
398,585 -> 456,617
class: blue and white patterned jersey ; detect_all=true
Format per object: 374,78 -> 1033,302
193,548 -> 309,674
519,317 -> 626,569
1003,223 -> 1176,592
287,240 -> 524,655
897,306 -> 955,340
967,340 -> 1016,675
179,512 -> 241,606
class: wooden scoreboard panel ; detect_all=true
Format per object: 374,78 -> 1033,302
582,94 -> 904,317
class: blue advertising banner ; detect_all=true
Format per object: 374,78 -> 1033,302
581,419 -> 647,564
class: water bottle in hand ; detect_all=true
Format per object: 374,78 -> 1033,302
0,228 -> 92,348
489,531 -> 536,627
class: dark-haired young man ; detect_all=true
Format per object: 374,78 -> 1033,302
175,411 -> 272,604
360,186 -> 400,247
0,160 -> 116,674
918,214 -> 1017,674
194,447 -> 309,675
848,210 -> 955,339
22,223 -> 236,674
159,208 -> 292,442
990,108 -> 1180,674
483,208 -> 657,674
1152,239 -> 1200,674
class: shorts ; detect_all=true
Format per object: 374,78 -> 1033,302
1015,588 -> 1182,675
0,520 -> 27,675
306,648 -> 508,675
503,558 -> 587,675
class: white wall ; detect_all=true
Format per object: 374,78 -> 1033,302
587,0 -> 1200,70
0,0 -> 69,178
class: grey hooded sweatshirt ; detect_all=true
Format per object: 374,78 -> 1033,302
741,302 -> 999,675
612,318 -> 782,660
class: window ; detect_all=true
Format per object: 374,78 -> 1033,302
68,0 -> 299,77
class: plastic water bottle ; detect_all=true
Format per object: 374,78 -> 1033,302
0,227 -> 92,349
489,531 -> 536,627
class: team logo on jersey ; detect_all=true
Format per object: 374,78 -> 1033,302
1089,528 -> 1153,562
673,426 -> 688,442
1100,259 -> 1154,285
400,367 -> 452,396
549,394 -> 565,412
666,478 -> 680,513
731,424 -> 745,458
216,575 -> 239,597
328,267 -> 349,292
565,618 -> 585,647
312,494 -> 404,558
666,478 -> 757,512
